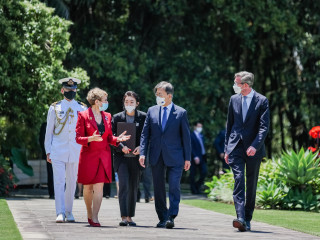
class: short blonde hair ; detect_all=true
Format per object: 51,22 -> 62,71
86,87 -> 108,106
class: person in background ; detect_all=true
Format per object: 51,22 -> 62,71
190,121 -> 208,194
214,126 -> 229,173
45,77 -> 87,223
39,122 -> 54,199
76,87 -> 130,227
112,91 -> 146,226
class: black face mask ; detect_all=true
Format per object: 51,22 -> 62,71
64,91 -> 76,100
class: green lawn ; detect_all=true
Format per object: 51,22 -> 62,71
0,199 -> 22,240
182,199 -> 320,237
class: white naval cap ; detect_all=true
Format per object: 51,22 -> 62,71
58,77 -> 81,90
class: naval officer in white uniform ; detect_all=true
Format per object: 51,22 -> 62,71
45,77 -> 87,223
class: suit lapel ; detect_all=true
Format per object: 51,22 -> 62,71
244,92 -> 258,123
163,104 -> 177,132
88,108 -> 98,130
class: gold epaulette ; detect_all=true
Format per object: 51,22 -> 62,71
77,101 -> 87,107
51,101 -> 61,107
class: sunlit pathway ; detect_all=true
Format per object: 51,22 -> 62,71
7,196 -> 319,240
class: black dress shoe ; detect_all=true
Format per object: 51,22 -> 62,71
245,221 -> 251,231
128,221 -> 136,226
233,218 -> 247,232
165,216 -> 175,229
119,220 -> 128,226
156,221 -> 166,228
145,198 -> 149,203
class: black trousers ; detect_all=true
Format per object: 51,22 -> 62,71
117,157 -> 141,217
228,141 -> 262,221
46,161 -> 54,198
189,155 -> 207,193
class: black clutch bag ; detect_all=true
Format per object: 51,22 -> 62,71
117,122 -> 136,157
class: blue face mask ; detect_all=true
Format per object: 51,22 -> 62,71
99,102 -> 109,111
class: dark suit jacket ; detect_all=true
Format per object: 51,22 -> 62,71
140,103 -> 191,167
190,131 -> 205,163
224,91 -> 270,159
214,129 -> 226,155
112,110 -> 146,172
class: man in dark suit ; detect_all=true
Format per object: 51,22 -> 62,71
224,71 -> 269,232
214,128 -> 230,173
139,81 -> 191,229
190,121 -> 207,194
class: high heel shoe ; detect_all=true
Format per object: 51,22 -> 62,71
88,218 -> 93,225
90,221 -> 101,227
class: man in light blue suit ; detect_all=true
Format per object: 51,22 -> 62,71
139,81 -> 191,229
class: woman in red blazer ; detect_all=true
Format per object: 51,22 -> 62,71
76,87 -> 130,227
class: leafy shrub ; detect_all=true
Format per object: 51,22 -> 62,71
205,170 -> 234,203
256,160 -> 287,209
0,155 -> 16,197
256,180 -> 288,209
278,148 -> 320,187
283,186 -> 320,211
205,148 -> 320,212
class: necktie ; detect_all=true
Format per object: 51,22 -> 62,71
242,96 -> 248,122
162,107 -> 168,131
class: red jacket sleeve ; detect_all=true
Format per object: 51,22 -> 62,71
75,112 -> 89,146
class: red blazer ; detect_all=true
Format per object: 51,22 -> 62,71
75,108 -> 118,184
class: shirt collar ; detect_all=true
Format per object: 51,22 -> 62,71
161,102 -> 173,112
243,89 -> 254,98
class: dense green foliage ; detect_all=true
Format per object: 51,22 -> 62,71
54,0 -> 320,175
205,148 -> 320,211
1,0 -> 320,180
0,1 -> 89,160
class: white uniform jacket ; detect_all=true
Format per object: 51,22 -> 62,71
45,99 -> 87,163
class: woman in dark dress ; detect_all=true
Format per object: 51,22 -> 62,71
112,91 -> 146,226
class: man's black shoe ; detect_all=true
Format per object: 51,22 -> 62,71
145,198 -> 149,203
156,221 -> 166,228
233,218 -> 247,232
165,216 -> 175,229
245,221 -> 251,231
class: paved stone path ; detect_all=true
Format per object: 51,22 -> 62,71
6,194 -> 319,240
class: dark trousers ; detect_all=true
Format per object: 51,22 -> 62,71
118,158 -> 141,217
46,161 -> 54,198
228,141 -> 262,221
141,163 -> 153,199
152,154 -> 183,221
189,155 -> 207,194
103,183 -> 111,197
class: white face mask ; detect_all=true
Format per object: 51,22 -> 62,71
196,127 -> 203,133
233,84 -> 242,94
125,105 -> 136,113
156,96 -> 166,106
